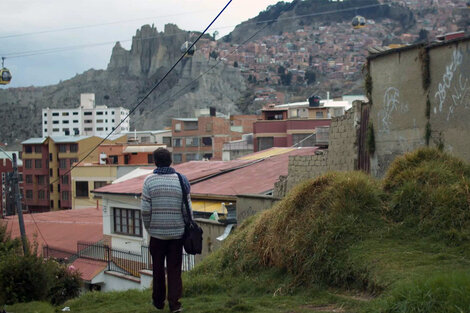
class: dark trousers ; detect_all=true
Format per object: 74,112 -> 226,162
149,237 -> 183,311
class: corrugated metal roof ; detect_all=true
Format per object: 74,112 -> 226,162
173,118 -> 198,122
21,137 -> 47,144
51,136 -> 91,143
94,147 -> 318,197
123,145 -> 166,153
71,258 -> 107,282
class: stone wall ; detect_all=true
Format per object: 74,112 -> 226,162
275,104 -> 361,196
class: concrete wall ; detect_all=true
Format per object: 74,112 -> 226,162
194,219 -> 227,264
368,37 -> 470,177
236,194 -> 281,223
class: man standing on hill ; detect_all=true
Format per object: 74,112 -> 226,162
142,148 -> 192,313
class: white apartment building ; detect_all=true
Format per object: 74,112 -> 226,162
42,93 -> 130,138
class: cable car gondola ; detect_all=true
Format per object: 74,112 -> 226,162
352,16 -> 366,29
180,41 -> 196,57
0,57 -> 12,85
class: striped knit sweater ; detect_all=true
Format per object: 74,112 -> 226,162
141,167 -> 192,240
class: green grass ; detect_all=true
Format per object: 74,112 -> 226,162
5,148 -> 470,313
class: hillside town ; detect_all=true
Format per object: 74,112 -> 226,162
1,0 -> 470,312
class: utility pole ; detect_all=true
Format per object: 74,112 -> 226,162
12,153 -> 28,255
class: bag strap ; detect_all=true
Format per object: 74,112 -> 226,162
176,172 -> 192,225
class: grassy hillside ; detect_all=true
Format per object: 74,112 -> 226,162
5,148 -> 470,313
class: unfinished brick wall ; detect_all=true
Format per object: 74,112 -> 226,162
275,104 -> 360,197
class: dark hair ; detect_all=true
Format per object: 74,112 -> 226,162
153,148 -> 172,167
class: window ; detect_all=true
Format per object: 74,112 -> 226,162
53,128 -> 60,132
26,190 -> 33,199
62,175 -> 69,185
202,137 -> 212,146
44,113 -> 47,117
173,138 -> 182,147
49,169 -> 53,177
49,153 -> 53,161
38,190 -> 46,200
69,158 -> 78,166
203,153 -> 213,160
258,137 -> 274,151
26,175 -> 33,184
206,122 -> 213,132
84,112 -> 92,116
53,120 -> 59,124
175,123 -> 181,132
59,159 -> 67,169
63,120 -> 69,124
113,208 -> 142,237
34,145 -> 42,153
94,181 -> 108,189
25,146 -> 32,154
44,129 -> 47,133
173,153 -> 182,163
109,156 -> 118,164
96,127 -> 104,131
186,153 -> 199,161
52,112 -> 59,116
50,184 -> 53,192
62,112 -> 69,116
84,127 -> 93,131
73,128 -> 79,135
96,119 -> 103,123
58,145 -> 67,153
73,112 -> 78,116
111,119 -> 115,123
292,134 -> 316,147
147,154 -> 153,164
184,121 -> 198,130
76,181 -> 89,197
84,119 -> 93,124
185,137 -> 199,147
163,137 -> 172,147
316,111 -> 324,118
44,121 -> 47,124
63,129 -> 70,135
73,120 -> 79,123
97,111 -> 103,115
25,159 -> 32,169
61,191 -> 69,201
141,136 -> 150,143
37,175 -> 46,185
35,159 -> 42,168
70,144 -> 78,152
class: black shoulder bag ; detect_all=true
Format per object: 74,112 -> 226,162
176,173 -> 203,255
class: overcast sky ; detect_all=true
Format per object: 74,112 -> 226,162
1,0 -> 288,88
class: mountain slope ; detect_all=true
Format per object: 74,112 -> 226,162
0,24 -> 247,144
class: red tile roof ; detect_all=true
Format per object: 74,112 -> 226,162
94,147 -> 318,197
2,207 -> 103,253
71,258 -> 107,282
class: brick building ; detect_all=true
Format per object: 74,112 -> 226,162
171,112 -> 258,164
21,135 -> 126,212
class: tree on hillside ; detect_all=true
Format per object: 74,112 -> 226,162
305,70 -> 317,85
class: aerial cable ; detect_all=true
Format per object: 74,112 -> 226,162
3,3 -> 387,59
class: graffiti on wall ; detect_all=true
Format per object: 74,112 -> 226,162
434,48 -> 469,120
377,87 -> 409,134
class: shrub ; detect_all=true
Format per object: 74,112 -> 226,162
0,223 -> 21,258
383,148 -> 470,242
0,247 -> 82,305
48,263 -> 82,305
0,253 -> 53,305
